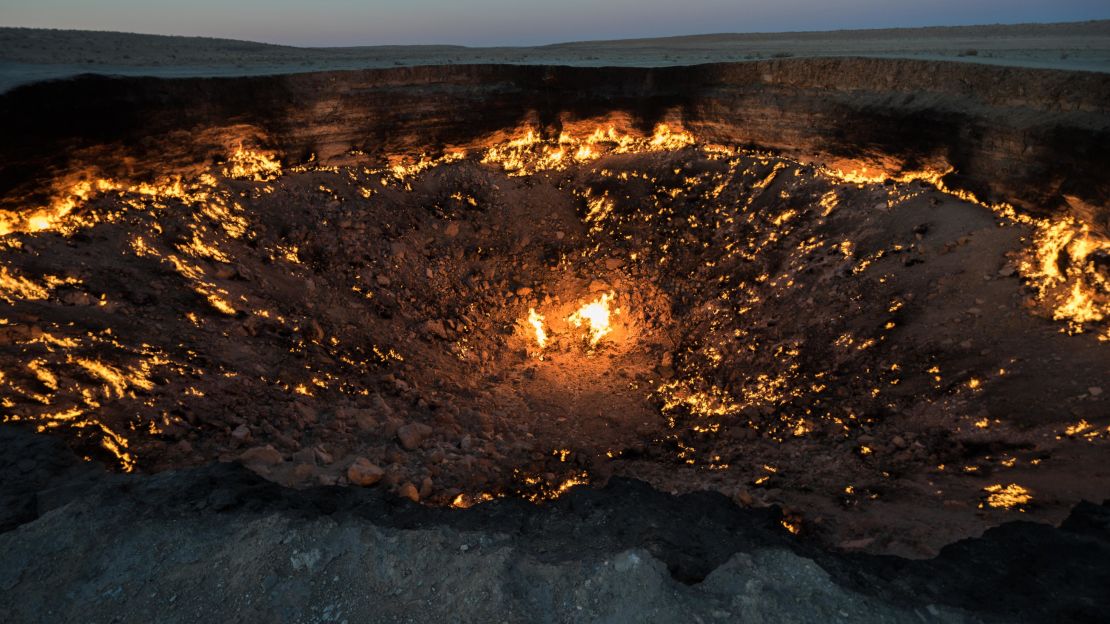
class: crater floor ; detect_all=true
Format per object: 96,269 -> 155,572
1,131 -> 1108,556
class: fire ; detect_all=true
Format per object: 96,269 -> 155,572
223,145 -> 282,181
527,308 -> 548,350
981,483 -> 1033,510
481,123 -> 695,176
567,292 -> 615,346
1021,219 -> 1109,338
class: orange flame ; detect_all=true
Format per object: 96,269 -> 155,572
527,308 -> 548,350
567,292 -> 615,346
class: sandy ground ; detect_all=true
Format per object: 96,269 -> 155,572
2,20 -> 1109,92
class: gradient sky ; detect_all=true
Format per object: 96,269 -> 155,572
2,0 -> 1108,47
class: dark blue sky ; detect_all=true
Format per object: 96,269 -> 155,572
2,0 -> 1107,46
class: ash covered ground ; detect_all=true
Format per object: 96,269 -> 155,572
1,127 -> 1108,556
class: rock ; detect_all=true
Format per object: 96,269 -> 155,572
371,393 -> 394,416
397,423 -> 433,450
1090,387 -> 1104,397
891,435 -> 907,449
292,402 -> 317,424
588,279 -> 609,293
604,258 -> 625,270
382,467 -> 404,488
292,448 -> 316,465
733,489 -> 754,506
292,463 -> 316,481
397,481 -> 420,502
419,477 -> 434,499
239,445 -> 283,466
381,418 -> 403,439
230,424 -> 252,443
838,537 -> 876,550
352,409 -> 378,432
61,291 -> 94,306
346,457 -> 384,486
305,319 -> 325,342
515,286 -> 533,296
376,274 -> 391,286
423,319 -> 449,340
444,222 -> 460,237
0,325 -> 32,345
213,264 -> 236,280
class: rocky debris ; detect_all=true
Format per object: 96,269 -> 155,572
347,457 -> 384,486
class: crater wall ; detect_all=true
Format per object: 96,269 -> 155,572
2,59 -> 1108,223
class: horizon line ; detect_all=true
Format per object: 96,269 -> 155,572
3,18 -> 1107,50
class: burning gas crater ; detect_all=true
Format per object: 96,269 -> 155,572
1,121 -> 1109,549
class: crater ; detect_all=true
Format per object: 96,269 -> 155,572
1,60 -> 1108,556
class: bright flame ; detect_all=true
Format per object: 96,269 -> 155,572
567,292 -> 615,346
527,308 -> 548,350
223,145 -> 282,181
982,483 -> 1033,510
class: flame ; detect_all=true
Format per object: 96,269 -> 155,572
981,483 -> 1033,510
1021,219 -> 1109,338
481,123 -> 695,176
223,145 -> 282,181
527,308 -> 548,350
451,492 -> 496,509
567,292 -> 615,346
648,124 -> 696,150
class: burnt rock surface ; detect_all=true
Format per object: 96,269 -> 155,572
1,425 -> 1108,623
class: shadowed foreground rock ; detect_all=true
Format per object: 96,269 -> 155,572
1,426 -> 1107,623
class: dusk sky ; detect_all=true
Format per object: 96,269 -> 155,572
2,0 -> 1108,47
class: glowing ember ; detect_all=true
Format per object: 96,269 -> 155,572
567,292 -> 615,346
527,308 -> 548,350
